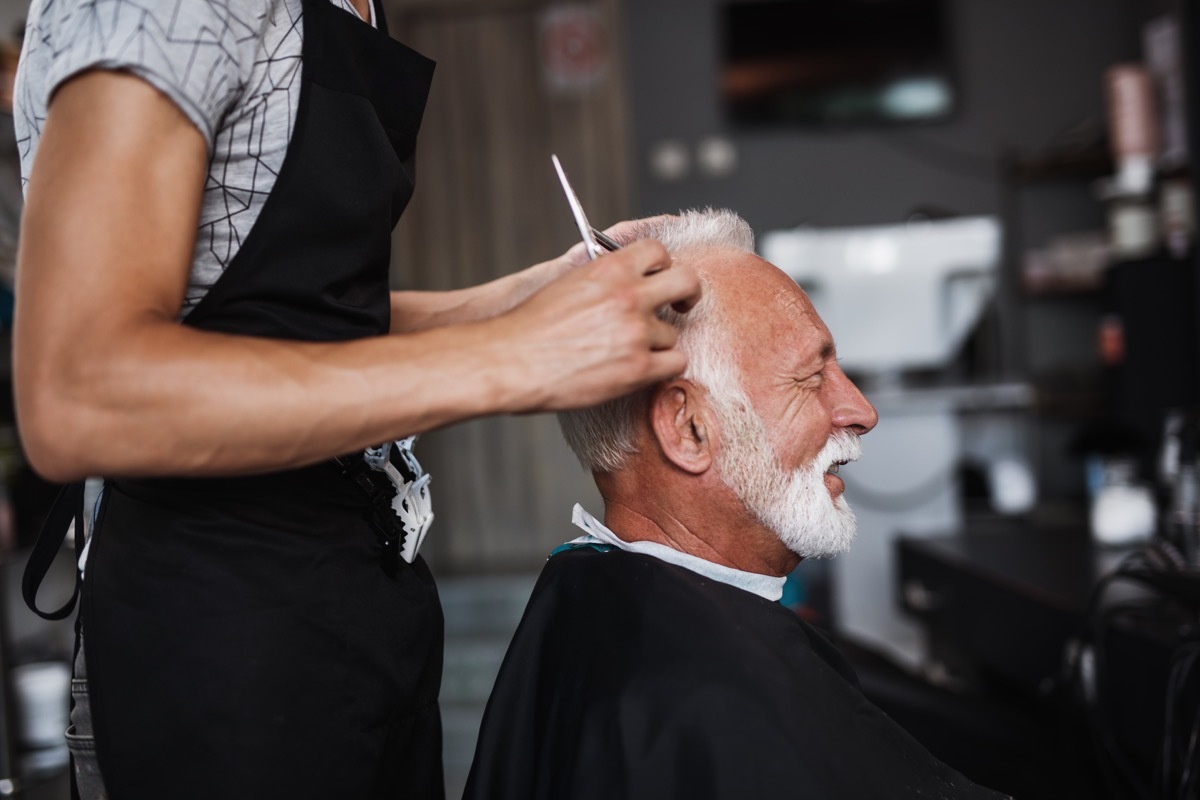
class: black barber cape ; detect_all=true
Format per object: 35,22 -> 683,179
464,547 -> 1009,800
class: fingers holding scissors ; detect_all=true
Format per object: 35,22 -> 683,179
626,238 -> 702,314
590,239 -> 701,316
551,156 -> 697,313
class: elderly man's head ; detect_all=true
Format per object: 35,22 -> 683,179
559,209 -> 877,565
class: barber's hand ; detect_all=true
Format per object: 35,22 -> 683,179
494,238 -> 701,411
555,215 -> 696,313
560,216 -> 671,269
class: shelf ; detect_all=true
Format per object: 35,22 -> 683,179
1020,277 -> 1105,298
1002,147 -> 1113,185
1029,375 -> 1105,418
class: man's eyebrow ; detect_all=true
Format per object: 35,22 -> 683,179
795,339 -> 836,375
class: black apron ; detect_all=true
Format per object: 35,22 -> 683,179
62,1 -> 441,796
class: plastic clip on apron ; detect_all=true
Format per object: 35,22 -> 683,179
22,0 -> 443,796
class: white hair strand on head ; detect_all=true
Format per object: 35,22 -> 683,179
557,208 -> 755,473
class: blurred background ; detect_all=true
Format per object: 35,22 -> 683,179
2,0 -> 1199,798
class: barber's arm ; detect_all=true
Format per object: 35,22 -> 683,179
387,218 -> 661,333
15,71 -> 699,483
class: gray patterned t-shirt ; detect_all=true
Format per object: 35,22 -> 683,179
14,0 -> 374,315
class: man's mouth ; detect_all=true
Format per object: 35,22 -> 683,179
826,460 -> 849,475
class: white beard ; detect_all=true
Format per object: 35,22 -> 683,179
711,396 -> 863,559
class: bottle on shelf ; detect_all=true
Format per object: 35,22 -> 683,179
1158,408 -> 1200,564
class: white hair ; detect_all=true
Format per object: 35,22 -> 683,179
671,338 -> 861,558
557,209 -> 754,473
558,208 -> 863,557
710,381 -> 863,558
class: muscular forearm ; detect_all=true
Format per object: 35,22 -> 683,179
16,315 -> 529,482
389,252 -> 574,333
389,226 -> 659,333
391,214 -> 671,332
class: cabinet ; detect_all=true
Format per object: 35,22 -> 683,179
898,526 -> 1190,800
996,146 -> 1114,509
998,144 -> 1200,507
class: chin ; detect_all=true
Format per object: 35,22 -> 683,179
710,392 -> 864,561
727,449 -> 861,560
778,496 -> 859,560
749,462 -> 860,560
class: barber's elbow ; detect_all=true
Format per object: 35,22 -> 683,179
19,425 -> 89,485
15,388 -> 94,484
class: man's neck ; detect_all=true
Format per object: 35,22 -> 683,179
349,0 -> 372,23
599,492 -> 799,577
571,505 -> 789,601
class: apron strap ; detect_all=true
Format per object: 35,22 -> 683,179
22,480 -> 85,621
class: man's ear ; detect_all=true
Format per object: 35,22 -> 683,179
650,379 -> 714,475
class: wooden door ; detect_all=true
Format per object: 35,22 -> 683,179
385,0 -> 632,572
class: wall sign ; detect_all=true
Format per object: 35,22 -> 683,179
538,4 -> 609,94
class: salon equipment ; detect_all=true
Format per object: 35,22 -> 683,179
760,216 -> 1000,378
334,436 -> 433,569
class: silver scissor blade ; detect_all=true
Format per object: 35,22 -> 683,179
591,227 -> 621,252
552,154 -> 601,261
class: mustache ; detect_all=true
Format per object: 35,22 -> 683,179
815,430 -> 862,471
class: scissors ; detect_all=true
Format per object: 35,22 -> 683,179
552,154 -> 621,261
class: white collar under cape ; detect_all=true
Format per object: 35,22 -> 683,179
567,504 -> 786,602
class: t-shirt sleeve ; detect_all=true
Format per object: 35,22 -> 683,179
33,0 -> 261,147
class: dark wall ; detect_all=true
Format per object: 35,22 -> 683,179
620,0 -> 1178,506
622,0 -> 1148,230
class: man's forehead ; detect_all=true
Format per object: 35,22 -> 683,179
695,249 -> 800,302
698,250 -> 833,362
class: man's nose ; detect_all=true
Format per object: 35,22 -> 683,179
831,373 -> 878,435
